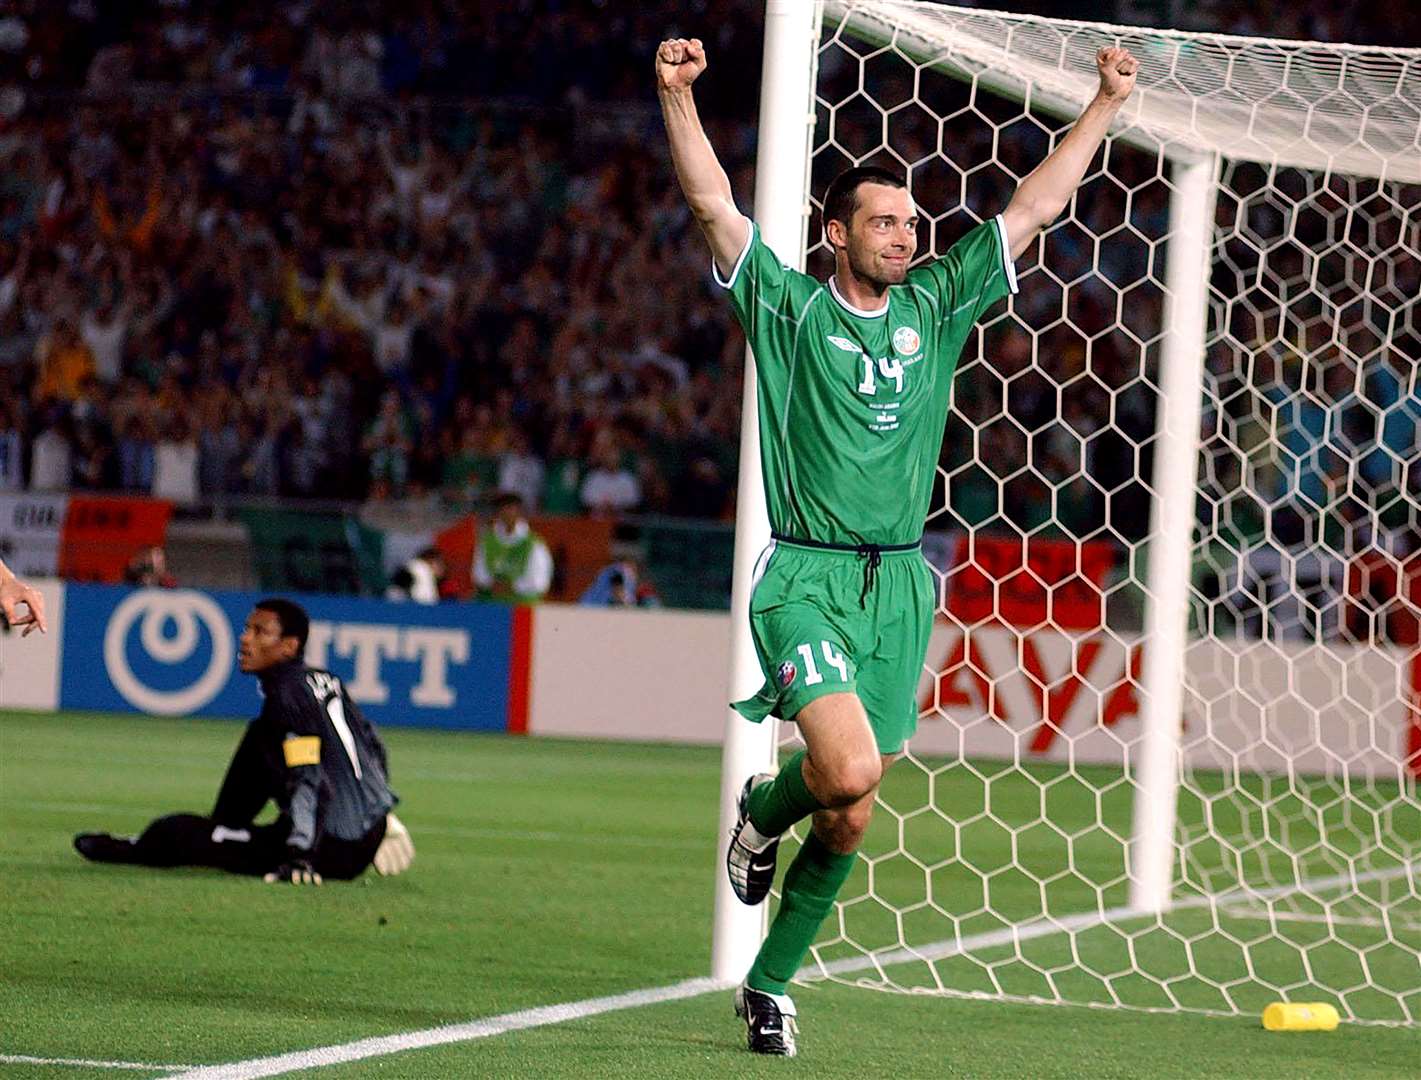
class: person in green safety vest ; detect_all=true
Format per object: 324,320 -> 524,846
472,491 -> 553,602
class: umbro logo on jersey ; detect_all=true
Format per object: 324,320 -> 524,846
826,335 -> 860,352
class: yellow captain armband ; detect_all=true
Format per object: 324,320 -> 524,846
283,736 -> 321,767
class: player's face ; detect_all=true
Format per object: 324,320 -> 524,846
239,609 -> 297,673
843,183 -> 918,286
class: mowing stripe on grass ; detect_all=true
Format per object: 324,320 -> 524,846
153,862 -> 1421,1077
0,1053 -> 189,1072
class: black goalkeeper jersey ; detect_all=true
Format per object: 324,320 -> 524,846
228,661 -> 397,856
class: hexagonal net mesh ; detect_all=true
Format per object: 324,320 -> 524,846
773,2 -> 1421,1023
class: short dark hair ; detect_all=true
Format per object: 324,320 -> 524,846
823,166 -> 908,230
254,598 -> 310,657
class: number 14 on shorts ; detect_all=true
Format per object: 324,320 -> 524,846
796,641 -> 849,686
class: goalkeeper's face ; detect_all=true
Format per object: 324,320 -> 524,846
239,609 -> 301,673
839,183 -> 919,287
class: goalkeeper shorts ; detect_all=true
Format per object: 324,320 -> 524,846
731,536 -> 935,755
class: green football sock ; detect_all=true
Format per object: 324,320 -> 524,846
746,833 -> 856,995
746,750 -> 824,838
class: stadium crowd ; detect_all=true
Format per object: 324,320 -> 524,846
0,0 -> 766,519
0,0 -> 1414,549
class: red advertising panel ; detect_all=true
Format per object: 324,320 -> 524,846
1346,548 -> 1421,775
943,533 -> 1116,632
435,514 -> 614,602
58,496 -> 173,583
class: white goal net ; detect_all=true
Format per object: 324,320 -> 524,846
761,1 -> 1421,1024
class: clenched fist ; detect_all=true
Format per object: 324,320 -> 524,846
1096,46 -> 1138,102
656,37 -> 707,92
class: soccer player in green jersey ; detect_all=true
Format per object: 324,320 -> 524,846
656,35 -> 1138,1055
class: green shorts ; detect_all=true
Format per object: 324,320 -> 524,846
731,537 -> 936,755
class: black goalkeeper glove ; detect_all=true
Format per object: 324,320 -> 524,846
263,856 -> 323,886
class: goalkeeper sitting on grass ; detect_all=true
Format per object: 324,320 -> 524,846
74,598 -> 414,885
657,35 -> 1137,1056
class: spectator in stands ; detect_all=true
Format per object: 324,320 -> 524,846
473,492 -> 553,603
386,546 -> 446,604
124,546 -> 177,588
0,404 -> 22,490
80,281 -> 132,383
116,413 -> 157,493
497,429 -> 545,513
153,418 -> 199,503
364,391 -> 413,495
34,318 -> 95,405
29,419 -> 73,491
580,559 -> 661,607
579,431 -> 643,515
540,423 -> 586,516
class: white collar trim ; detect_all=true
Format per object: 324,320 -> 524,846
828,276 -> 889,318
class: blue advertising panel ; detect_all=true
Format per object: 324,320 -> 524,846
59,585 -> 515,731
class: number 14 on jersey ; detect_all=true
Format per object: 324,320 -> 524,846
857,355 -> 904,395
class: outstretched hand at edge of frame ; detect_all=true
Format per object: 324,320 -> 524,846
0,561 -> 46,636
1096,46 -> 1139,103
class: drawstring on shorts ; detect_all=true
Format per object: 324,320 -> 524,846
854,544 -> 883,608
770,532 -> 921,609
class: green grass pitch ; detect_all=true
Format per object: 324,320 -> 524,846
3,710 -> 1420,1078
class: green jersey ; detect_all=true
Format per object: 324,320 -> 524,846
717,216 -> 1016,546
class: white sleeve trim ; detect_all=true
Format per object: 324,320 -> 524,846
992,214 -> 1020,294
711,217 -> 755,290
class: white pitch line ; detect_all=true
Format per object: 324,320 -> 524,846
147,861 -> 1421,1078
1218,905 -> 1421,933
0,1053 -> 188,1072
164,977 -> 729,1080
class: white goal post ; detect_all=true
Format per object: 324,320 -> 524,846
715,0 -> 1421,1023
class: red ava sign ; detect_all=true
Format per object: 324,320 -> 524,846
918,623 -> 1145,756
942,533 -> 1114,633
919,534 -> 1136,756
918,534 -> 1421,777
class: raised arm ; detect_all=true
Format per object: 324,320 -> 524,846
655,37 -> 750,278
1000,47 -> 1138,260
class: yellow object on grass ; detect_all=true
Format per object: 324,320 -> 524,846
1262,1003 -> 1340,1031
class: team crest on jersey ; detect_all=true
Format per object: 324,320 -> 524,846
777,660 -> 797,688
893,326 -> 921,355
